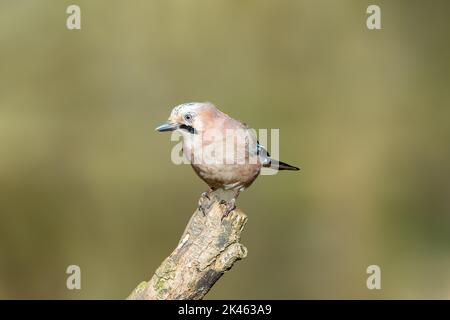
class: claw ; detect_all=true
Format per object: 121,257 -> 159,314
201,191 -> 210,201
198,190 -> 213,216
198,198 -> 211,216
220,199 -> 236,220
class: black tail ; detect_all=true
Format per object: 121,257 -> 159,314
278,160 -> 300,171
265,159 -> 300,171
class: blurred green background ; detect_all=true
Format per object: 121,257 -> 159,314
1,0 -> 449,299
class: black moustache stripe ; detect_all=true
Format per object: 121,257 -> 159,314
179,124 -> 197,134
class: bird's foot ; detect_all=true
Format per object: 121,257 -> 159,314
201,191 -> 210,201
219,199 -> 236,220
198,191 -> 213,216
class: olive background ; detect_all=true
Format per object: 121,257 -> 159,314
1,0 -> 449,299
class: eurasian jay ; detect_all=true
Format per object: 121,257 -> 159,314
156,102 -> 299,218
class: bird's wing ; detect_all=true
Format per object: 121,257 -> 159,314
256,142 -> 271,166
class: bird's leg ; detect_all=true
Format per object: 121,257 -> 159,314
220,189 -> 240,220
198,187 -> 215,216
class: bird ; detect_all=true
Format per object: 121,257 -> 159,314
155,102 -> 299,218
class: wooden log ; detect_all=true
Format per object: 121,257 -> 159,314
127,193 -> 248,300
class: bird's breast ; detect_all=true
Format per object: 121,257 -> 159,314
181,130 -> 261,189
191,162 -> 261,190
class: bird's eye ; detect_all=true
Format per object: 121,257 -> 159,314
184,113 -> 193,122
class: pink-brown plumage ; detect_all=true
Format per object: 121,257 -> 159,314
156,102 -> 299,217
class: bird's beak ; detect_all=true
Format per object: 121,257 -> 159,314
155,122 -> 179,132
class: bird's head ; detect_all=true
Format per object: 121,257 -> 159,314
155,102 -> 218,135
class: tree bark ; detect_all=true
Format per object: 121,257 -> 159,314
127,194 -> 248,300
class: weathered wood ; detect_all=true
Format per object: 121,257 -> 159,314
127,193 -> 248,300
